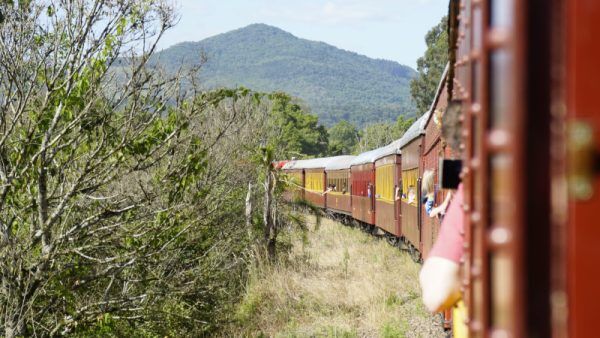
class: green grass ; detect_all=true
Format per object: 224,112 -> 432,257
227,215 -> 444,337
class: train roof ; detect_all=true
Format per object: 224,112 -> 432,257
350,140 -> 402,166
397,112 -> 430,149
325,155 -> 356,170
282,156 -> 351,170
272,160 -> 289,169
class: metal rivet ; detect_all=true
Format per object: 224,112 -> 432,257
471,264 -> 481,277
489,130 -> 510,148
490,227 -> 511,245
470,321 -> 483,332
490,329 -> 511,338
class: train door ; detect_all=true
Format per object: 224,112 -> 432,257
563,1 -> 600,336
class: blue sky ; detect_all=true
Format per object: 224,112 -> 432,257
159,0 -> 448,69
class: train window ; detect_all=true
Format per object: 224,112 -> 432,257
491,252 -> 513,327
489,50 -> 510,129
352,170 -> 369,197
376,164 -> 394,202
489,0 -> 513,28
326,172 -> 348,194
472,7 -> 482,50
471,61 -> 480,102
401,168 -> 419,206
286,172 -> 302,192
306,172 -> 324,192
488,152 -> 513,326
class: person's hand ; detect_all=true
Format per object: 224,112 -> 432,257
429,205 -> 444,218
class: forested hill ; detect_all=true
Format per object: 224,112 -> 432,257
152,23 -> 417,126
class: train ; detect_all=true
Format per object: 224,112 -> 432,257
280,0 -> 600,337
281,67 -> 450,260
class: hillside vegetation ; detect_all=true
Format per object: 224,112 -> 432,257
230,216 -> 445,337
152,24 -> 417,126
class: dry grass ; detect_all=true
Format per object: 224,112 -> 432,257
229,215 -> 445,337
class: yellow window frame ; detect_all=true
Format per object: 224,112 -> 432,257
375,164 -> 395,202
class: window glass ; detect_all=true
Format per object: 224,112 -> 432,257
401,168 -> 419,206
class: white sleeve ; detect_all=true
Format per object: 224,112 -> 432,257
419,256 -> 460,312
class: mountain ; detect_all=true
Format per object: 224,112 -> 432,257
152,24 -> 417,126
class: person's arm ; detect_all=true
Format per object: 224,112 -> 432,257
419,186 -> 464,313
419,257 -> 461,312
429,191 -> 453,218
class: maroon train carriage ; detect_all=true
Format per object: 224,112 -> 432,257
324,155 -> 356,215
283,156 -> 352,208
420,66 -> 450,259
397,113 -> 429,257
373,141 -> 403,237
349,149 -> 380,225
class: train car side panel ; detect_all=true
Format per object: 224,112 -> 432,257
421,77 -> 448,260
351,163 -> 375,224
401,137 -> 423,250
325,169 -> 352,214
304,168 -> 325,208
375,154 -> 401,236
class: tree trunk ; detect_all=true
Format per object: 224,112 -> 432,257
263,170 -> 275,258
245,182 -> 253,239
263,172 -> 272,242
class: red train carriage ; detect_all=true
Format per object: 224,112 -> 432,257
398,114 -> 429,256
420,67 -> 450,259
325,156 -> 355,215
448,0 -> 600,336
350,150 -> 378,225
374,141 -> 403,237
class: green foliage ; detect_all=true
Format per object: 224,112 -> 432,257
328,120 -> 359,155
354,114 -> 415,154
381,319 -> 409,338
395,114 -> 415,135
151,23 -> 417,127
268,92 -> 328,157
357,122 -> 398,152
410,16 -> 448,116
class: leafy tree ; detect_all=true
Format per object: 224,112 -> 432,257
353,115 -> 416,154
0,2 -> 277,336
328,120 -> 359,155
395,115 -> 416,136
410,16 -> 448,116
356,122 -> 397,153
268,92 -> 328,158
